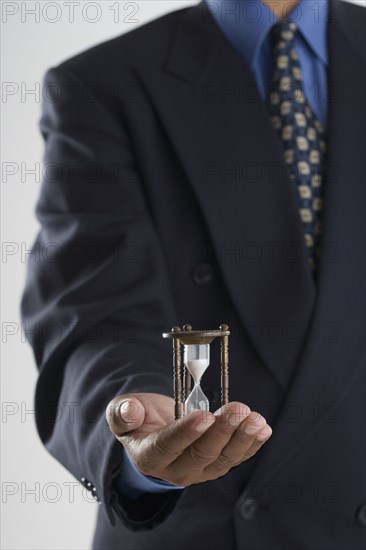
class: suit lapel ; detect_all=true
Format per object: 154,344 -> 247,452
137,1 -> 316,390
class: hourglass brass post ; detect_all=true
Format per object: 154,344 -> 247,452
163,324 -> 230,419
220,324 -> 229,406
171,326 -> 183,419
183,325 -> 192,403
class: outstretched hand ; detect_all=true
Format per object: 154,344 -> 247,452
106,393 -> 272,486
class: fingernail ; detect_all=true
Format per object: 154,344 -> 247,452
256,426 -> 272,440
119,400 -> 137,423
195,415 -> 215,432
243,412 -> 266,435
228,413 -> 242,426
243,415 -> 266,434
214,404 -> 250,424
244,423 -> 263,435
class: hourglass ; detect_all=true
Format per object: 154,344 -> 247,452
162,324 -> 230,419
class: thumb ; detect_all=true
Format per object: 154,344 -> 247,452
106,395 -> 145,436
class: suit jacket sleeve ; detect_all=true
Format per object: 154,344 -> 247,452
21,65 -> 183,531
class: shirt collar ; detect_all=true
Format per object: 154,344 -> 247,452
206,0 -> 329,69
294,0 -> 329,66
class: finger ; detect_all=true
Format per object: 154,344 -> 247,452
167,402 -> 250,475
241,424 -> 273,460
130,410 -> 216,474
106,395 -> 145,436
204,412 -> 270,476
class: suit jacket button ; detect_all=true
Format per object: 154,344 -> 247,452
356,504 -> 366,526
240,498 -> 258,520
192,263 -> 213,285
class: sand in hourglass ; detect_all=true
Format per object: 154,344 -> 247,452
185,357 -> 209,414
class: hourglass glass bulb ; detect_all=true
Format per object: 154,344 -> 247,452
184,344 -> 210,414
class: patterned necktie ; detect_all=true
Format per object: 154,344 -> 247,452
268,21 -> 327,272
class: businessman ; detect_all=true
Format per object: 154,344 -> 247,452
22,0 -> 366,548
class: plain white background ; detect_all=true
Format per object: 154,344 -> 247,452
1,1 -> 365,549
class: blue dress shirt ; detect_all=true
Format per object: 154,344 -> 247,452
206,0 -> 329,127
118,0 -> 330,499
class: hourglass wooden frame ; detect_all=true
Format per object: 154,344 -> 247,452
162,324 -> 230,419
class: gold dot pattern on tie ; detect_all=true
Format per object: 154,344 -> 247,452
268,22 -> 327,272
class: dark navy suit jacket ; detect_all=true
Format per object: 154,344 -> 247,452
21,1 -> 366,548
